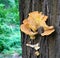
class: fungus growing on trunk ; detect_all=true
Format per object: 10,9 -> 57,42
20,11 -> 55,39
35,51 -> 40,56
26,43 -> 40,50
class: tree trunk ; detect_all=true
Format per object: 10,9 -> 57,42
19,0 -> 60,58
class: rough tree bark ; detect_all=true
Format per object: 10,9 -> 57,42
19,0 -> 60,58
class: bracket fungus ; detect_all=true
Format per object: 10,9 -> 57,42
35,51 -> 40,56
20,11 -> 55,39
26,43 -> 40,50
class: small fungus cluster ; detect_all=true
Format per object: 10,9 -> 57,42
26,43 -> 40,56
26,43 -> 40,50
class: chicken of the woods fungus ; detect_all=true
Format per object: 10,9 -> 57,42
20,11 -> 55,39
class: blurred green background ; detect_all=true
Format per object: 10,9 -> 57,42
0,0 -> 22,56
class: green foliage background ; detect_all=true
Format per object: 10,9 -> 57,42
0,0 -> 22,55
